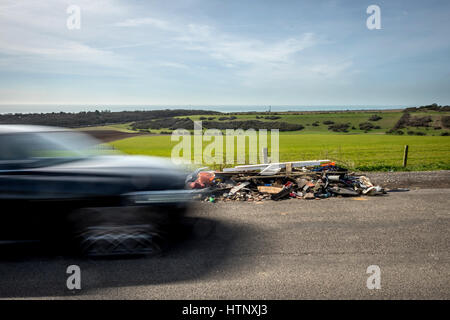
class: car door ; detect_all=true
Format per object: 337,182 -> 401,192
0,133 -> 51,240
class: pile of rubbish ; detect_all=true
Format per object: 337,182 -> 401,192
186,160 -> 385,202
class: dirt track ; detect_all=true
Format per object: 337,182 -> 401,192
81,130 -> 146,142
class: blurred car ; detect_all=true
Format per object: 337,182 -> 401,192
0,125 -> 193,256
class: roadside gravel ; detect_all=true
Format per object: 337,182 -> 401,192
362,170 -> 450,189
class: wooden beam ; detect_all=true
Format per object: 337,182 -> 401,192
222,160 -> 331,172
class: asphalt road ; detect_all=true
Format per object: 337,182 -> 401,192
1,189 -> 449,299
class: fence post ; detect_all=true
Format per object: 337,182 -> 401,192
403,145 -> 409,167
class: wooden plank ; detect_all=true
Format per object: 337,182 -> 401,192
231,171 -> 349,180
257,186 -> 284,194
222,160 -> 331,172
260,164 -> 281,175
286,162 -> 292,175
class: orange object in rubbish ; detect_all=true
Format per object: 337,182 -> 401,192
198,171 -> 215,184
320,162 -> 335,166
189,171 -> 215,189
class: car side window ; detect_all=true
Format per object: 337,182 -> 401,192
0,134 -> 34,169
0,134 -> 29,160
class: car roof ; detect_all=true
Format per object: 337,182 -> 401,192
0,125 -> 71,134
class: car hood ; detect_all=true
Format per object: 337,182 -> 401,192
41,155 -> 185,176
1,155 -> 189,199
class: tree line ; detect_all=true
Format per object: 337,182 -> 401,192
0,109 -> 221,128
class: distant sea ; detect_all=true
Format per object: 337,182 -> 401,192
0,104 -> 409,114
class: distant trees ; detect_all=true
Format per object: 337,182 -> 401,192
327,123 -> 350,132
0,109 -> 221,128
132,118 -> 304,131
392,113 -> 432,130
407,131 -> 426,136
256,115 -> 281,120
386,107 -> 450,136
218,116 -> 237,121
441,116 -> 450,129
404,103 -> 450,112
368,115 -> 382,121
359,122 -> 375,131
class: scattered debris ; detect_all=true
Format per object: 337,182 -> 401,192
222,160 -> 331,173
189,171 -> 215,189
229,181 -> 250,195
187,161 -> 387,202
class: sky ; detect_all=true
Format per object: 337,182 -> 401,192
0,0 -> 449,110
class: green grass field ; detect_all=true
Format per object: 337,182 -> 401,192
110,133 -> 450,171
76,122 -> 136,132
182,111 -> 403,134
81,109 -> 450,136
172,110 -> 449,135
84,109 -> 449,171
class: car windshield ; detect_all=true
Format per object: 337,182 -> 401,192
0,131 -> 116,167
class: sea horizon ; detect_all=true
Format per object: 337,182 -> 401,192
0,104 -> 411,114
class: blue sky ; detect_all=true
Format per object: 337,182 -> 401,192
0,0 -> 449,108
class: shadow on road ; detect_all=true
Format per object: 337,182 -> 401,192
0,217 -> 259,298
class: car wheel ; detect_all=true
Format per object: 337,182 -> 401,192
76,224 -> 168,257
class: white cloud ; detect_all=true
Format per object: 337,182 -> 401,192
0,0 -> 139,76
113,16 -> 320,69
168,24 -> 352,85
115,17 -> 172,30
309,61 -> 353,78
1,38 -> 121,67
0,0 -> 358,104
156,61 -> 189,69
202,34 -> 316,65
0,0 -> 343,82
112,16 -> 334,85
170,23 -> 320,73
